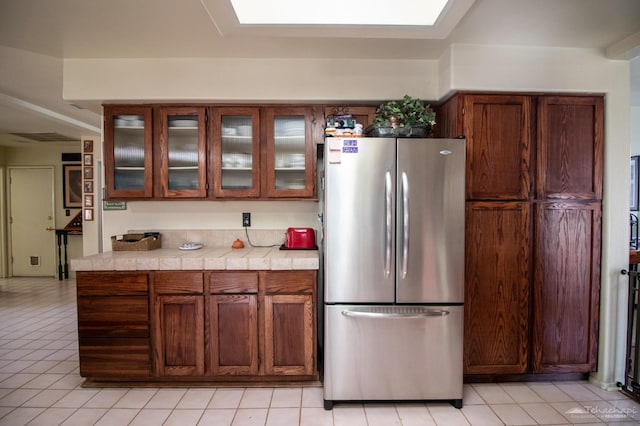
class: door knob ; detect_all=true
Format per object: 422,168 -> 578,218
46,227 -> 55,231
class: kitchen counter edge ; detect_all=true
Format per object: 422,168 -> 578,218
70,246 -> 319,271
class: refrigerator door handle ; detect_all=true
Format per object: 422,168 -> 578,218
384,171 -> 393,278
341,309 -> 450,319
401,171 -> 410,279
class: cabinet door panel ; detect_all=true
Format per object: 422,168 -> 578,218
537,96 -> 603,200
464,202 -> 530,374
153,295 -> 205,376
532,202 -> 600,373
210,107 -> 261,198
264,294 -> 314,375
157,107 -> 207,198
464,95 -> 531,200
104,106 -> 153,199
264,107 -> 317,198
210,294 -> 259,375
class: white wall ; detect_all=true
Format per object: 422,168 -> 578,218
101,200 -> 320,252
64,58 -> 440,103
63,44 -> 633,388
632,106 -> 640,155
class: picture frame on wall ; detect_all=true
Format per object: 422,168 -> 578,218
84,166 -> 93,180
632,156 -> 639,211
63,164 -> 82,209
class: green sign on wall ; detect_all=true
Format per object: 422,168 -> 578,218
103,201 -> 127,210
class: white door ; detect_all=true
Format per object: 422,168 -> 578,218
9,167 -> 56,277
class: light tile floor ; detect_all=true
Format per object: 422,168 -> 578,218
1,276 -> 639,425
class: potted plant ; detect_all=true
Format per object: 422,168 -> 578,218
369,95 -> 436,137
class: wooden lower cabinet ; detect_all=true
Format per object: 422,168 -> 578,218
464,201 -> 601,379
464,202 -> 530,375
153,294 -> 205,376
76,272 -> 151,379
152,272 -> 205,377
210,294 -> 259,375
264,294 -> 314,375
77,269 -> 317,383
152,270 -> 316,380
263,271 -> 316,376
532,202 -> 601,373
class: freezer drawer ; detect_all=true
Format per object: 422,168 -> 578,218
324,304 -> 463,407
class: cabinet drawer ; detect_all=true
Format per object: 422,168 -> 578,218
264,271 -> 315,294
79,337 -> 151,378
77,272 -> 148,296
208,272 -> 258,293
153,271 -> 204,294
78,296 -> 149,338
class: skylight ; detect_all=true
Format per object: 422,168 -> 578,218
230,0 -> 450,26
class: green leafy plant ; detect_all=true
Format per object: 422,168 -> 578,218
374,95 -> 436,128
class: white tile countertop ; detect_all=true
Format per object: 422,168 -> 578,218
70,246 -> 319,271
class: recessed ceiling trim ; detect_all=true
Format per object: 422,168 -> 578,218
0,93 -> 100,133
605,30 -> 640,60
9,132 -> 79,142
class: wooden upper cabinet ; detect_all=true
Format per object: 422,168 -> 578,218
104,103 -> 321,200
210,107 -> 261,198
463,95 -> 532,200
157,106 -> 207,198
104,105 -> 153,199
263,107 -> 317,198
532,202 -> 601,373
536,96 -> 604,200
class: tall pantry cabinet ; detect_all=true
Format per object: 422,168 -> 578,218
438,93 -> 603,379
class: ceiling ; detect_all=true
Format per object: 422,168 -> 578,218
0,0 -> 639,147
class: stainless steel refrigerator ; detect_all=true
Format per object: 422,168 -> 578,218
323,137 -> 465,410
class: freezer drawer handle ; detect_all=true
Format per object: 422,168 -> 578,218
341,309 -> 450,319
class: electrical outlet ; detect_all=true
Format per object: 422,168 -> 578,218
242,212 -> 251,227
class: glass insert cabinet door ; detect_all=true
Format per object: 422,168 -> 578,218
264,107 -> 315,198
158,107 -> 207,198
104,106 -> 153,198
210,107 -> 260,197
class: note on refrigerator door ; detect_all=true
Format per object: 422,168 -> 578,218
328,138 -> 342,163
